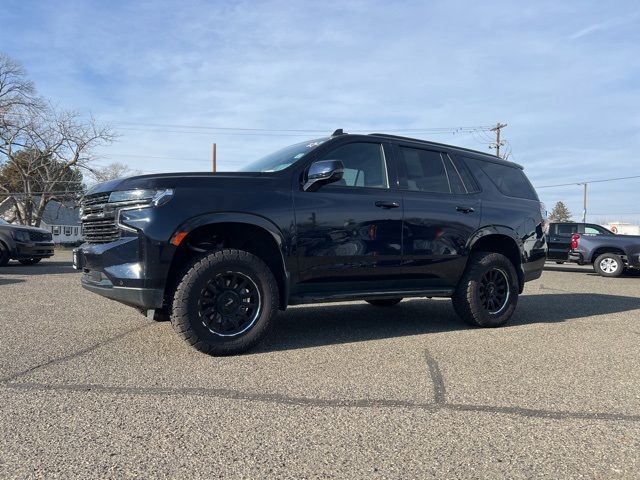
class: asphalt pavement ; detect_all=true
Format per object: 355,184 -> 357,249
1,251 -> 639,478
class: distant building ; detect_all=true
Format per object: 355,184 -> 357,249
40,200 -> 83,244
604,222 -> 640,235
0,198 -> 83,244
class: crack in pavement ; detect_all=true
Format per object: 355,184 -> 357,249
3,380 -> 639,422
1,325 -> 638,423
0,323 -> 154,383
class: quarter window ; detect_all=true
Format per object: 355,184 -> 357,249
319,142 -> 389,189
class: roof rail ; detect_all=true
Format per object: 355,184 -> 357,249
369,133 -> 502,159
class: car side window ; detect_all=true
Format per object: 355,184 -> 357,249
319,142 -> 389,189
397,146 -> 450,193
442,153 -> 467,194
584,225 -> 608,235
557,224 -> 578,235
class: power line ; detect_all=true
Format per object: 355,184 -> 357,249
535,175 -> 640,188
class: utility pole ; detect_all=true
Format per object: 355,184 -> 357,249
212,143 -> 217,172
580,182 -> 587,222
489,123 -> 507,158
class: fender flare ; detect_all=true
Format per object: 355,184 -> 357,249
467,225 -> 523,257
169,212 -> 291,307
172,212 -> 287,253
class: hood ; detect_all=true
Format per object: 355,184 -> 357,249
0,223 -> 51,234
86,171 -> 275,195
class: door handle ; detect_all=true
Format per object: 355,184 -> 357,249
375,201 -> 400,209
456,206 -> 475,213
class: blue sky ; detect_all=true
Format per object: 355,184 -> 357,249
2,0 -> 639,223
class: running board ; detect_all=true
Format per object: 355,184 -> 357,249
289,288 -> 454,305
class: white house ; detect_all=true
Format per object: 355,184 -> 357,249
40,200 -> 84,244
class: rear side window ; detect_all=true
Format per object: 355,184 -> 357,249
478,162 -> 538,200
557,224 -> 578,235
452,156 -> 481,193
397,147 -> 450,193
442,154 -> 466,194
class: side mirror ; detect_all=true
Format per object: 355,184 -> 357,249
303,159 -> 344,192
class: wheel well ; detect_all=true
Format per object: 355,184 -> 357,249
470,234 -> 523,291
164,222 -> 287,310
591,247 -> 626,264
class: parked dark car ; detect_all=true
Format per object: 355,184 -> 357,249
73,131 -> 547,355
568,231 -> 640,277
547,222 -> 613,263
0,218 -> 55,266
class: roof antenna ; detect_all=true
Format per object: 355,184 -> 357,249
331,128 -> 344,136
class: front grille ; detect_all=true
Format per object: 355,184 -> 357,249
29,231 -> 52,242
81,193 -> 120,244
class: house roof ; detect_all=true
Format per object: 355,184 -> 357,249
41,200 -> 81,226
1,197 -> 81,226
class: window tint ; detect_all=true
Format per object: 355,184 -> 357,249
478,162 -> 538,200
442,154 -> 466,194
398,147 -> 449,193
453,156 -> 481,193
320,142 -> 389,189
557,224 -> 578,235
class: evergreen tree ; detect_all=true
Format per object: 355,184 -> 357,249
549,201 -> 572,222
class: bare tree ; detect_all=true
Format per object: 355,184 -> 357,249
0,53 -> 115,226
89,162 -> 142,183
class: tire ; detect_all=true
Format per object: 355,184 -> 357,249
452,252 -> 519,328
366,298 -> 403,307
593,253 -> 624,277
18,258 -> 42,265
0,243 -> 9,267
171,249 -> 279,355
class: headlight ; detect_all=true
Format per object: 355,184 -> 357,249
108,189 -> 173,206
12,230 -> 30,242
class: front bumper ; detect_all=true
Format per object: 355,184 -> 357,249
14,242 -> 55,259
73,235 -> 169,310
80,269 -> 164,309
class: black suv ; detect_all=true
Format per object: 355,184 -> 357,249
0,218 -> 54,266
74,132 -> 547,355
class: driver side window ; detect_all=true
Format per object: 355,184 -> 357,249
319,142 -> 389,189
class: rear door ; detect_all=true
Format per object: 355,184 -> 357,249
393,143 -> 481,287
548,223 -> 578,260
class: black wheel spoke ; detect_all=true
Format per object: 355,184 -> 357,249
479,268 -> 510,315
198,271 -> 261,336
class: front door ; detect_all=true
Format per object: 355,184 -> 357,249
292,141 -> 403,288
393,144 -> 481,287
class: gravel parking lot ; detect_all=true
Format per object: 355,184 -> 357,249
1,250 -> 639,478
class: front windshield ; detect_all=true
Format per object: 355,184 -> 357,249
0,218 -> 8,225
238,138 -> 329,172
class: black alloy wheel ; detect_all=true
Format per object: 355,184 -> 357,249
171,249 -> 279,356
199,271 -> 261,336
478,268 -> 510,314
452,251 -> 518,328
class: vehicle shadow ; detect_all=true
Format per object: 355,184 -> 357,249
0,259 -> 77,276
255,293 -> 640,353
